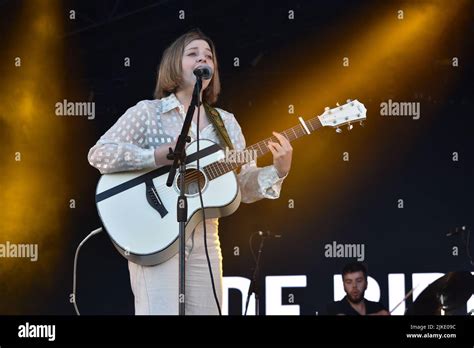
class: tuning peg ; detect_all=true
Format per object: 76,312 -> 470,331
336,127 -> 342,133
336,102 -> 340,106
347,123 -> 353,131
324,107 -> 330,113
346,99 -> 351,103
359,121 -> 364,127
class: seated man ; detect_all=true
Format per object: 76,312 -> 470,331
327,262 -> 390,315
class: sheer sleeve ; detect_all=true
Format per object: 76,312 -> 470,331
87,101 -> 157,174
222,111 -> 287,204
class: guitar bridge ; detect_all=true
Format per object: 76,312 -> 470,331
145,180 -> 168,218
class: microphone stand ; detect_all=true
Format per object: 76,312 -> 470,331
244,232 -> 268,315
166,76 -> 203,315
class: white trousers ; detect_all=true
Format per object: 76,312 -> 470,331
128,219 -> 223,315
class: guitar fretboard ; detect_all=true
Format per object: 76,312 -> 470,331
203,115 -> 323,180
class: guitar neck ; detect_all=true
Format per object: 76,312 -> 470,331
247,116 -> 323,159
204,115 -> 323,179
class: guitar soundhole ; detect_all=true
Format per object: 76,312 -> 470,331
176,169 -> 206,196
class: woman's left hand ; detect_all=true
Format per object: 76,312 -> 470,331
268,131 -> 293,178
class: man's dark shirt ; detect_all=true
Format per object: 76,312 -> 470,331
327,296 -> 387,315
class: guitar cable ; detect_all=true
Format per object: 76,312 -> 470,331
72,227 -> 103,315
196,95 -> 222,315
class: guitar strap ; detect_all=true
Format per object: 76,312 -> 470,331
203,102 -> 234,150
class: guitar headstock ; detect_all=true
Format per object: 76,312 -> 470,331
318,99 -> 367,133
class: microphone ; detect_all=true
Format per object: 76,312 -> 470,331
258,231 -> 282,238
446,225 -> 466,237
193,65 -> 213,80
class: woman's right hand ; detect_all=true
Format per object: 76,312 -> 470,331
154,140 -> 177,167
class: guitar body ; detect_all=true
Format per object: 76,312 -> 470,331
96,139 -> 241,266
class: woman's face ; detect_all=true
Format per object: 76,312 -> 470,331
181,39 -> 215,92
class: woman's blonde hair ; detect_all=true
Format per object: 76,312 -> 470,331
154,29 -> 221,105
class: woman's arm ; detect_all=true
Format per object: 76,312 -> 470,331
88,101 -> 173,174
237,161 -> 288,203
223,112 -> 290,204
